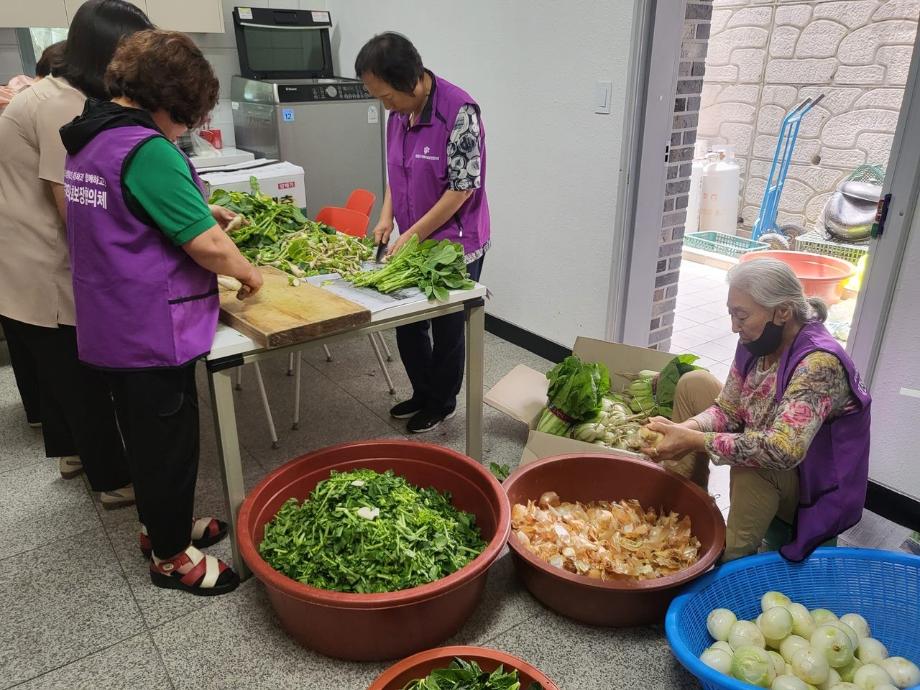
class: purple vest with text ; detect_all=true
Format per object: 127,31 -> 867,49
386,73 -> 490,258
65,125 -> 218,369
734,321 -> 871,561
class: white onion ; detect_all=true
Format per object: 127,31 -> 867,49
762,591 -> 793,612
812,608 -> 839,626
768,651 -> 787,676
788,602 -> 817,639
701,648 -> 733,675
793,647 -> 831,685
772,674 -> 811,690
840,613 -> 871,641
831,621 -> 861,651
811,625 -> 856,669
857,639 -> 889,665
831,684 -> 862,689
707,608 -> 737,642
870,685 -> 899,690
818,668 -> 842,690
710,640 -> 734,655
852,663 -> 894,689
838,658 -> 864,683
760,606 -> 794,642
730,620 -> 767,651
732,645 -> 777,687
879,657 -> 920,688
781,635 -> 812,663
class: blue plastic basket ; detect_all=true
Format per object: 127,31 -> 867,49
665,547 -> 920,689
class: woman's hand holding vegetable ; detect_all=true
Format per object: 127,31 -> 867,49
386,229 -> 415,257
209,204 -> 240,230
641,416 -> 706,462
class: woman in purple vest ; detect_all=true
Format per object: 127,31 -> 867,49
61,30 -> 263,595
643,259 -> 871,562
356,33 -> 490,433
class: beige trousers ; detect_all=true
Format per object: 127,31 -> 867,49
663,369 -> 800,561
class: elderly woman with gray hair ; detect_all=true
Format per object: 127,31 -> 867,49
644,258 -> 871,562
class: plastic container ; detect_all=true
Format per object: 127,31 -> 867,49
700,147 -> 741,236
502,453 -> 726,627
368,646 -> 560,690
238,441 -> 511,661
739,250 -> 856,305
666,547 -> 920,690
684,231 -> 769,259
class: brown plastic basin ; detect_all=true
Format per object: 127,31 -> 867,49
238,441 -> 511,661
368,645 -> 560,690
502,453 -> 725,627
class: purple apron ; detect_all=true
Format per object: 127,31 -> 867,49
386,72 -> 490,260
734,321 -> 872,561
65,125 -> 218,369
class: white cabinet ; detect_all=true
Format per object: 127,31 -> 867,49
64,0 -> 148,23
146,0 -> 224,33
0,1 -> 68,28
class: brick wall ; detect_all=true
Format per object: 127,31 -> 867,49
699,0 -> 919,236
648,0 -> 713,350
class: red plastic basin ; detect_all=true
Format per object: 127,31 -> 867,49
502,453 -> 726,627
739,250 -> 855,305
368,645 -> 560,690
238,441 -> 511,661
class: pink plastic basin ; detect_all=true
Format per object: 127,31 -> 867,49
238,441 -> 511,661
739,250 -> 855,305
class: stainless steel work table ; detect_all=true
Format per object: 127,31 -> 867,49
204,285 -> 488,579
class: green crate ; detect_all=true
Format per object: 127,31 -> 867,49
795,230 -> 868,265
684,231 -> 770,259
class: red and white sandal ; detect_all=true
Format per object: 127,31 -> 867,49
149,545 -> 239,596
139,518 -> 228,559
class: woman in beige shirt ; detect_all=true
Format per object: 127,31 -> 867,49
0,0 -> 152,504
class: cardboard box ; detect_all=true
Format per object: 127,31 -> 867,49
484,336 -> 676,466
199,160 -> 306,208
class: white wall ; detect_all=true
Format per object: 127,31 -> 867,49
191,0 -> 327,146
0,29 -> 23,83
326,0 -> 637,347
867,196 -> 920,502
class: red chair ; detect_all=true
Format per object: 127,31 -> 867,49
345,188 -> 376,218
315,206 -> 370,238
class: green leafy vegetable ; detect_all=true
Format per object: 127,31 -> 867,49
535,356 -> 611,437
401,657 -> 544,690
348,234 -> 474,300
489,463 -> 511,482
655,354 -> 703,419
209,179 -> 372,284
259,469 -> 486,593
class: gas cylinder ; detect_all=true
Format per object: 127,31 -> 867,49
685,139 -> 708,234
699,145 -> 741,235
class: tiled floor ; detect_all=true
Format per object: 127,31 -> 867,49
672,259 -> 734,383
0,327 -> 910,689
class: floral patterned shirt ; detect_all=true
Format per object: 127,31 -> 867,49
447,104 -> 482,192
691,351 -> 858,470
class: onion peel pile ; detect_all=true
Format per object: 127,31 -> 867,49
511,492 -> 701,581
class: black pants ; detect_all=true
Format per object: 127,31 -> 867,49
105,364 -> 199,558
0,317 -> 129,491
0,315 -> 41,424
396,256 -> 485,414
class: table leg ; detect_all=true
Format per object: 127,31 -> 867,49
207,367 -> 250,580
465,300 -> 485,461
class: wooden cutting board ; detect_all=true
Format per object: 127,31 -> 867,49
219,267 -> 370,349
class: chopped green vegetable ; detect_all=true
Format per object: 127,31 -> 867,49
401,657 -> 544,690
489,462 -> 511,482
655,354 -> 703,419
259,469 -> 486,593
209,179 -> 373,283
348,234 -> 474,300
535,356 -> 611,437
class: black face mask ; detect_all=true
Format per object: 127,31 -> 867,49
743,311 -> 784,357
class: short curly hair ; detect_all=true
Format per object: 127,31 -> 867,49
105,30 -> 219,129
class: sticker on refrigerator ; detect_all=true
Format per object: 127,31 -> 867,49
282,108 -> 295,122
231,101 -> 239,110
312,11 -> 330,23
238,7 -> 253,20
367,105 -> 379,124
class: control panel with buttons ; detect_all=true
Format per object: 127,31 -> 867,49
277,81 -> 372,103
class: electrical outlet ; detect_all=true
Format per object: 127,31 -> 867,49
594,80 -> 612,114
